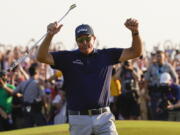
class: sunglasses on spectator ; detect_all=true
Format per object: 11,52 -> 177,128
76,36 -> 92,43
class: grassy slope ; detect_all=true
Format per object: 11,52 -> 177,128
0,120 -> 180,135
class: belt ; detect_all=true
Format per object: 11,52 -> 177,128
68,107 -> 109,116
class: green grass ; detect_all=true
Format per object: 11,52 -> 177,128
0,120 -> 180,135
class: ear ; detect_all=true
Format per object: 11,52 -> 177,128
92,35 -> 96,43
93,35 -> 96,40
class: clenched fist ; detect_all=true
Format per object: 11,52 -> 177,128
47,22 -> 63,36
124,18 -> 139,33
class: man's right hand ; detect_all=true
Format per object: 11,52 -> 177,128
47,22 -> 63,36
37,22 -> 61,65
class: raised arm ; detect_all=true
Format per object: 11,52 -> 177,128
0,78 -> 22,97
119,18 -> 143,62
36,22 -> 63,65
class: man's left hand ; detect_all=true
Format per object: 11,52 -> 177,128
124,18 -> 139,33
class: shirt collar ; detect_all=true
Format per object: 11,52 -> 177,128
77,49 -> 98,57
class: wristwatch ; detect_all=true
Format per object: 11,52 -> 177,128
132,31 -> 139,36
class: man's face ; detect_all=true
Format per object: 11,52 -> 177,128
76,34 -> 96,55
156,53 -> 165,64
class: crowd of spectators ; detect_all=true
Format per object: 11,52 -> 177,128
0,42 -> 180,131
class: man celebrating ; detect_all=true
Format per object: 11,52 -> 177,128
37,18 -> 143,135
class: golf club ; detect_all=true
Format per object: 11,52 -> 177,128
3,4 -> 76,75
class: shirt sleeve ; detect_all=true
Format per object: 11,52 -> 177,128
103,48 -> 124,65
6,84 -> 16,90
14,82 -> 23,94
50,51 -> 70,71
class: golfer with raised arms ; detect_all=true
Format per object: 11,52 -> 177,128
37,18 -> 143,135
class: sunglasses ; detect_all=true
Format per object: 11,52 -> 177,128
76,36 -> 92,43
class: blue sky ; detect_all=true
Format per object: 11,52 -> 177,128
0,0 -> 180,51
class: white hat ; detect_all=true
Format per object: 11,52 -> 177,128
160,72 -> 171,84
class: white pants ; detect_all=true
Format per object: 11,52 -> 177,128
68,108 -> 118,135
54,103 -> 67,124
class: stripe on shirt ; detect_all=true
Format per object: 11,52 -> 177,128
98,66 -> 112,105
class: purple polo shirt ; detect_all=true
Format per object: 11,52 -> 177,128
51,48 -> 123,110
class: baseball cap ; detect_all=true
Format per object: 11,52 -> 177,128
75,24 -> 94,38
160,72 -> 171,84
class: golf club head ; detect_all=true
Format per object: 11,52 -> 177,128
70,4 -> 76,10
57,3 -> 77,23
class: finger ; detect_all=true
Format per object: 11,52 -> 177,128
127,18 -> 132,22
132,19 -> 138,26
57,24 -> 63,30
47,23 -> 53,31
127,18 -> 137,24
54,21 -> 58,26
124,20 -> 130,27
125,18 -> 135,27
130,19 -> 136,25
55,24 -> 63,33
127,21 -> 138,27
47,23 -> 55,34
124,18 -> 130,24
